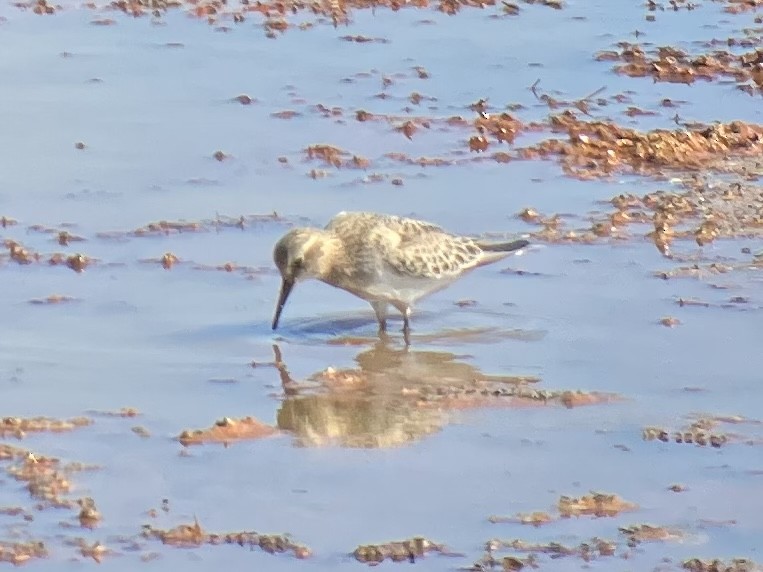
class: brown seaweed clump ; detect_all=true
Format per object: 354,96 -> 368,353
570,176 -> 763,256
77,497 -> 102,528
558,492 -> 638,518
467,551 -> 535,571
642,415 -> 734,448
4,240 -> 39,264
0,541 -> 47,565
353,537 -> 449,564
490,493 -> 636,534
11,0 -> 565,32
131,220 -> 204,236
683,558 -> 759,572
23,226 -> 86,246
66,254 -> 90,272
2,442 -> 100,530
142,519 -> 311,558
3,241 -> 95,271
599,42 -> 763,94
6,453 -> 73,508
473,112 -> 524,146
599,44 -> 740,84
305,144 -> 371,170
74,540 -> 111,563
46,253 -> 93,272
482,537 -> 617,561
523,114 -> 763,179
0,416 -> 91,438
723,0 -> 763,12
177,416 -> 278,446
619,524 -> 683,547
412,384 -> 618,410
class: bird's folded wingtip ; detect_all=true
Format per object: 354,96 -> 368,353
479,238 -> 530,252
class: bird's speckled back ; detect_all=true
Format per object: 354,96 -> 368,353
324,212 -> 485,281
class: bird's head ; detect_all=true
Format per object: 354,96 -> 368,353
271,228 -> 330,330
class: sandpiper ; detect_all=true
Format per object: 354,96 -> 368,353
271,212 -> 528,343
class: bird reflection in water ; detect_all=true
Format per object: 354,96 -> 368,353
270,338 -> 538,448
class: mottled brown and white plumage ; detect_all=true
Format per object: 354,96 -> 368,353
271,211 -> 528,343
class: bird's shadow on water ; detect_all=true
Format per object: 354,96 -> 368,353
166,311 -> 379,346
274,309 -> 545,346
280,313 -> 379,337
169,308 -> 545,347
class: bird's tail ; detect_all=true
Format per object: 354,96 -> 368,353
477,239 -> 529,252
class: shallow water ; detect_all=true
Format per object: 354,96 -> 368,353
1,0 -> 762,568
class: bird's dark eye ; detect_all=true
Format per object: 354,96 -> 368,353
274,242 -> 289,270
292,257 -> 304,270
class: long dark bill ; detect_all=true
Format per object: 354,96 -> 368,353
271,278 -> 295,330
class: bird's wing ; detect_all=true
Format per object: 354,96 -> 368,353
325,212 -> 487,280
380,215 -> 486,279
386,231 -> 485,279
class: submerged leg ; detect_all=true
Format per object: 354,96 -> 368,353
402,314 -> 411,346
391,303 -> 412,346
370,301 -> 389,333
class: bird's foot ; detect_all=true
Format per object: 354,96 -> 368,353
377,321 -> 391,344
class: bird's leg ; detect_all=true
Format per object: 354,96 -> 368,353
402,318 -> 411,346
390,302 -> 413,345
401,306 -> 412,346
370,301 -> 389,333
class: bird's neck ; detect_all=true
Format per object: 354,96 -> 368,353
305,233 -> 345,280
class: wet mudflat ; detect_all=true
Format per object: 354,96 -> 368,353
1,0 -> 762,569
